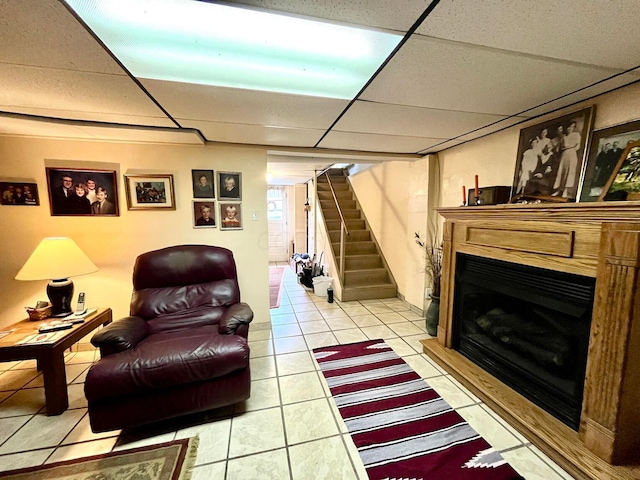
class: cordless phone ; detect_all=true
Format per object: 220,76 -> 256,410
75,292 -> 86,315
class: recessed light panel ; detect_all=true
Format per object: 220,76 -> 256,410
65,0 -> 402,99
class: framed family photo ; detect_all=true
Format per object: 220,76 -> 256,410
124,173 -> 176,210
511,106 -> 595,202
220,202 -> 242,230
1,182 -> 39,206
46,167 -> 119,216
579,119 -> 640,202
192,169 -> 215,198
193,201 -> 216,228
218,171 -> 241,200
599,140 -> 640,201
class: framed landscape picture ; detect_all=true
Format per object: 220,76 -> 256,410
193,201 -> 216,228
1,182 -> 39,206
579,119 -> 640,202
46,167 -> 119,216
510,106 -> 595,202
218,171 -> 241,200
124,173 -> 176,210
599,140 -> 640,201
220,202 -> 242,230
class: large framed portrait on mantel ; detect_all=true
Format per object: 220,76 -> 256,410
510,106 -> 595,202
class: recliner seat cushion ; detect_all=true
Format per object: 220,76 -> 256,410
85,326 -> 249,402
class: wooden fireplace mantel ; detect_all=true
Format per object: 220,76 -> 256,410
421,201 -> 640,480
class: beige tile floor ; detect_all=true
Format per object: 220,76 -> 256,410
0,264 -> 574,479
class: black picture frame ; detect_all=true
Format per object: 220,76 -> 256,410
510,106 -> 595,202
192,169 -> 215,198
599,140 -> 640,201
220,202 -> 242,230
46,167 -> 119,216
218,171 -> 241,200
578,119 -> 640,202
1,182 -> 39,206
193,201 -> 216,228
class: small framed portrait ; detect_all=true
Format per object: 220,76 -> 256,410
220,202 -> 242,230
510,106 -> 595,202
1,182 -> 39,206
46,167 -> 119,216
124,174 -> 176,210
579,120 -> 640,202
193,201 -> 216,228
218,171 -> 241,200
192,169 -> 215,198
599,140 -> 640,201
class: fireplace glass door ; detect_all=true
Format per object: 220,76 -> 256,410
452,254 -> 595,430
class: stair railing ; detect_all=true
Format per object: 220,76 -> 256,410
323,172 -> 350,284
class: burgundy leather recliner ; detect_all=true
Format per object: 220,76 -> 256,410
84,245 -> 253,432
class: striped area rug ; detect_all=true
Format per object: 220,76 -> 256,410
313,339 -> 523,480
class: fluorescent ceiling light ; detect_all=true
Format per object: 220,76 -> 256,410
65,0 -> 402,99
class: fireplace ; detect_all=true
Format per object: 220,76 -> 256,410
452,253 -> 595,430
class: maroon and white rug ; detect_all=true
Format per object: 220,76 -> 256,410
313,339 -> 524,480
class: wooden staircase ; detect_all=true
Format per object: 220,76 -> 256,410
317,169 -> 397,302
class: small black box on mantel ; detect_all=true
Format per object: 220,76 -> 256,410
468,186 -> 512,205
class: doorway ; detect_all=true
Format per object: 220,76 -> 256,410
267,186 -> 289,262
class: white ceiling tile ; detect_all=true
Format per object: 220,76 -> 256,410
0,0 -> 125,74
76,126 -> 203,145
0,116 -> 95,140
318,130 -> 443,153
142,79 -> 349,130
179,119 -> 323,147
0,65 -> 170,120
224,0 -> 433,32
418,0 -> 640,69
419,138 -> 466,153
360,35 -> 622,116
336,100 -> 519,138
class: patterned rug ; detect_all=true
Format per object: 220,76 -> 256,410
313,340 -> 523,480
269,266 -> 285,309
0,437 -> 198,480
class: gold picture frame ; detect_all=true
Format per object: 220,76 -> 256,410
124,173 -> 176,210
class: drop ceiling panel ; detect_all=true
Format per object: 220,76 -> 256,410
142,79 -> 349,129
318,130 -> 444,153
361,35 -> 622,116
0,65 -> 170,123
418,0 -> 640,70
0,0 -> 126,74
419,138 -> 466,153
179,119 -> 324,147
75,126 -> 203,145
335,100 -> 528,138
225,0 -> 433,32
0,116 -> 94,140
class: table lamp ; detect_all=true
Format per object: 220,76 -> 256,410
15,237 -> 98,317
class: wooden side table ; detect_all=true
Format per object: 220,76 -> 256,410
0,308 -> 112,415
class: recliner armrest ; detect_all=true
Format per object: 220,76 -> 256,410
91,316 -> 149,357
219,303 -> 254,335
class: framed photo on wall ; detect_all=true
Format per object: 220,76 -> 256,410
510,106 -> 595,202
46,167 -> 119,216
1,182 -> 39,206
218,171 -> 241,200
192,169 -> 215,198
220,202 -> 242,230
124,173 -> 176,210
193,201 -> 216,228
599,140 -> 640,201
579,119 -> 640,202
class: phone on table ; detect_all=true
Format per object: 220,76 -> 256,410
75,292 -> 86,315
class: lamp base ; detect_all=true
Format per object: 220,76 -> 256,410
47,279 -> 74,317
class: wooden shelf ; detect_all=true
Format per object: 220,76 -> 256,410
421,338 -> 640,480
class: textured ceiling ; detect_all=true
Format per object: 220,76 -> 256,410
1,0 -> 639,184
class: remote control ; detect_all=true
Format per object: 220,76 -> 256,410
38,322 -> 73,333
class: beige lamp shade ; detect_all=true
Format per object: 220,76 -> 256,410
15,237 -> 98,281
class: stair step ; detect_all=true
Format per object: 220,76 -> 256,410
333,242 -> 377,255
326,219 -> 366,231
341,284 -> 397,302
324,209 -> 361,220
317,183 -> 349,191
317,174 -> 347,183
344,268 -> 389,285
344,255 -> 383,269
329,230 -> 371,242
318,191 -> 352,201
321,199 -> 357,210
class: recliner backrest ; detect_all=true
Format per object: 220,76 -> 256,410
129,245 -> 241,320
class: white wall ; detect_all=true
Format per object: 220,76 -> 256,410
0,135 -> 270,329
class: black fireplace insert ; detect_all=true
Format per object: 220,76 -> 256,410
452,254 -> 595,430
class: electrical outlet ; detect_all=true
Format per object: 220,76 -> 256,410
425,287 -> 433,298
